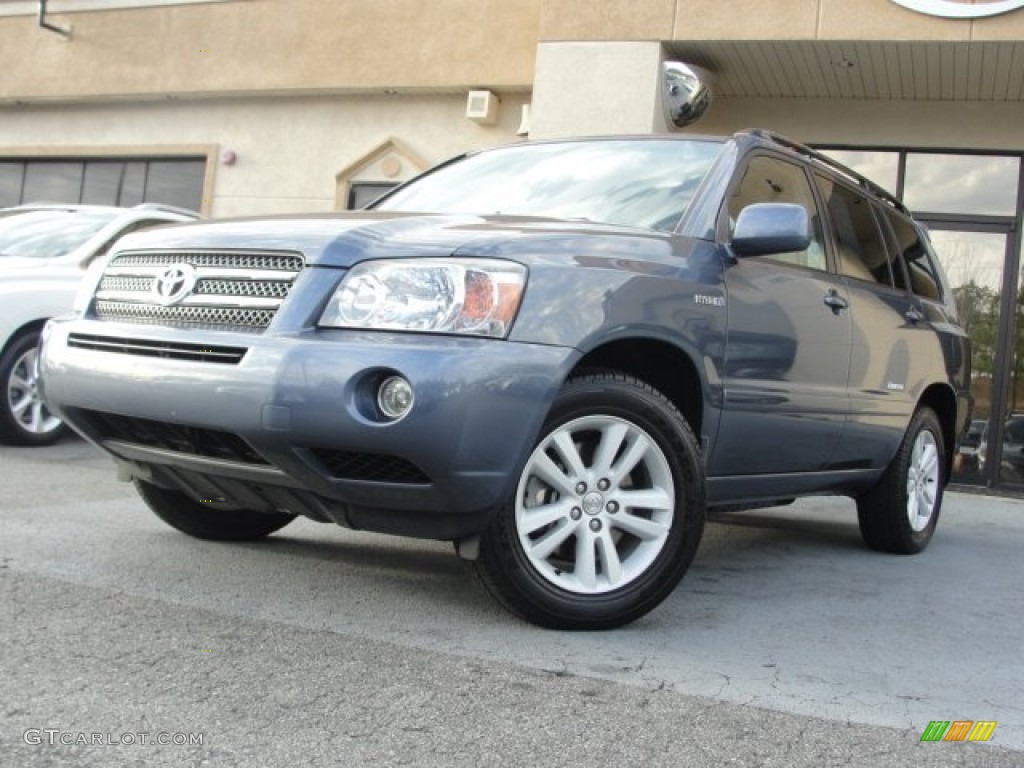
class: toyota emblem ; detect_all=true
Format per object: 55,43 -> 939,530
152,264 -> 197,306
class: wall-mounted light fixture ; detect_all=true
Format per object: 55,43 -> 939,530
466,90 -> 500,126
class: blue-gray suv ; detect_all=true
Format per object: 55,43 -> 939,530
39,131 -> 972,629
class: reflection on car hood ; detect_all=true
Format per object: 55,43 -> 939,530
110,212 -> 679,268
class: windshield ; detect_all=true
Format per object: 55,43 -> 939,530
374,139 -> 725,232
0,210 -> 120,259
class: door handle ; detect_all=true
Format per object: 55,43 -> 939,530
905,306 -> 925,324
823,290 -> 848,315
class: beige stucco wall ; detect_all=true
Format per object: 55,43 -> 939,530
0,93 -> 530,216
530,42 -> 671,138
0,0 -> 540,101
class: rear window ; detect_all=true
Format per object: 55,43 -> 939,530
814,174 -> 893,287
884,211 -> 945,302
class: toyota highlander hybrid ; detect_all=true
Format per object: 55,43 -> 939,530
39,131 -> 971,629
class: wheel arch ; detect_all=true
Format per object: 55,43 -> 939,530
568,336 -> 706,439
918,382 -> 958,485
2,318 -> 48,355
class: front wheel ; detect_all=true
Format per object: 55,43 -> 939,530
857,407 -> 945,554
135,480 -> 297,541
474,373 -> 705,630
0,329 -> 67,446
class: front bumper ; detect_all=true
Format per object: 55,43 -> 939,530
40,318 -> 578,539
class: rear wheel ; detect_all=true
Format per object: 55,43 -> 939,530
857,407 -> 945,554
0,330 -> 66,446
474,373 -> 705,630
135,479 -> 297,541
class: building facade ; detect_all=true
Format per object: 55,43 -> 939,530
2,0 -> 1022,488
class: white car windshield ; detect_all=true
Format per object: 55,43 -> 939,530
374,139 -> 725,232
0,210 -> 120,259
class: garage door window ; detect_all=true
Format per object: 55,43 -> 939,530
0,158 -> 205,211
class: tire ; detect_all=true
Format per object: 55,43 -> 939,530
0,329 -> 67,446
857,407 -> 944,555
474,372 -> 706,630
135,479 -> 297,541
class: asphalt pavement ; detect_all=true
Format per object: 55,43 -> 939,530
1,437 -> 1022,767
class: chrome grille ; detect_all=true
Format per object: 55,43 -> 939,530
100,276 -> 152,293
93,249 -> 304,329
94,301 -> 276,328
110,252 -> 303,271
194,279 -> 291,298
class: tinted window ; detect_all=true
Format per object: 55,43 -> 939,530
814,174 -> 892,287
727,155 -> 826,271
0,162 -> 24,207
349,182 -> 398,210
145,160 -> 206,211
904,153 -> 1019,217
871,205 -> 910,292
0,158 -> 203,211
23,161 -> 84,203
820,149 -> 899,193
376,139 -> 724,232
883,210 -> 945,301
907,228 -> 946,302
880,208 -> 945,298
82,162 -> 127,206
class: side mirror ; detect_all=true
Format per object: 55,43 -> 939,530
731,203 -> 811,257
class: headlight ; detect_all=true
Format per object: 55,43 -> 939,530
319,258 -> 527,338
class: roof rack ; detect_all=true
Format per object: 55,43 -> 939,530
132,202 -> 202,218
743,129 -> 910,216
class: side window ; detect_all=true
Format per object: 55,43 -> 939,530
814,173 -> 893,288
727,156 -> 827,271
871,203 -> 910,292
882,210 -> 943,301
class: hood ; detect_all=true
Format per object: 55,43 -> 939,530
110,211 -> 685,268
0,255 -> 81,273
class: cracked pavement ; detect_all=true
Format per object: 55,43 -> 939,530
2,438 -> 1022,766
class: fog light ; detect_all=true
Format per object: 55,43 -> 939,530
378,375 -> 414,420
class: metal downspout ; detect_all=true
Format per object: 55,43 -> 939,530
38,0 -> 72,38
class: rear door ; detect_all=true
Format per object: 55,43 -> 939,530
812,173 -> 921,469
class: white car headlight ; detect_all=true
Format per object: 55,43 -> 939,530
319,258 -> 527,338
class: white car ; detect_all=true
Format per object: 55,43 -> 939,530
0,204 -> 198,445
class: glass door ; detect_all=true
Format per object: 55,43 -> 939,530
926,228 -> 1015,486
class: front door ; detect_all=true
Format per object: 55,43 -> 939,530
710,154 -> 852,476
